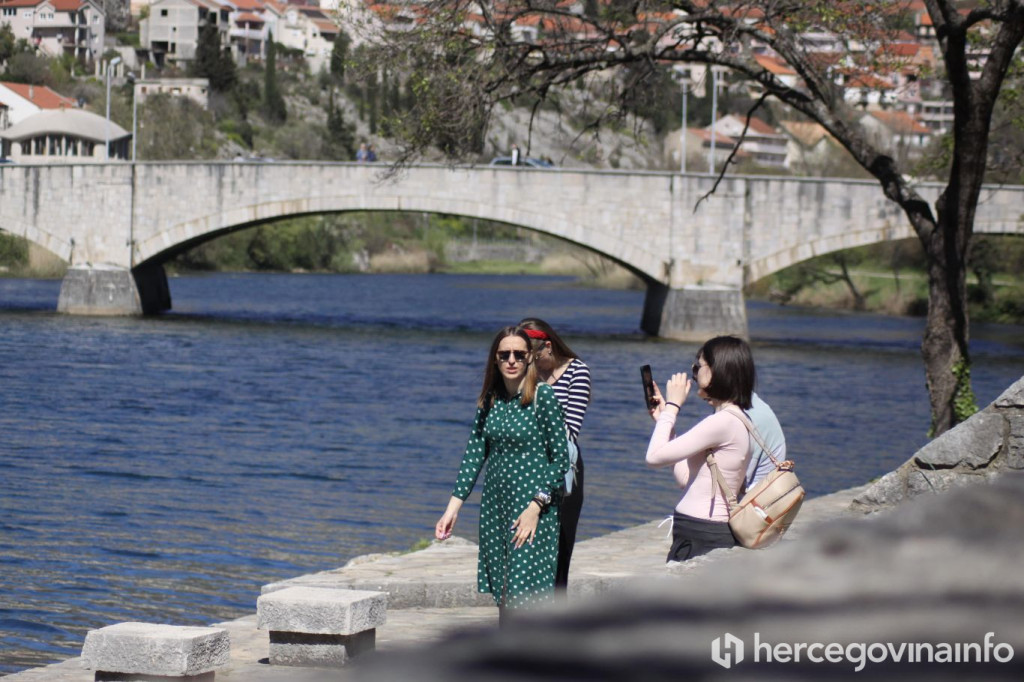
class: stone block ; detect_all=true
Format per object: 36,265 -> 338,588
80,623 -> 229,680
850,468 -> 906,511
58,266 -> 142,316
268,630 -> 375,668
257,587 -> 386,636
993,376 -> 1024,409
1005,414 -> 1024,470
913,410 -> 1004,470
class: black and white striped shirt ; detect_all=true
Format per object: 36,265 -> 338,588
550,358 -> 591,443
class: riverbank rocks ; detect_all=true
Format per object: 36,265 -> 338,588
851,375 -> 1024,512
80,623 -> 229,681
256,586 -> 387,667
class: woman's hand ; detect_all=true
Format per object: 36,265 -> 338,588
648,380 -> 666,420
511,501 -> 541,549
435,496 -> 463,541
664,372 -> 692,408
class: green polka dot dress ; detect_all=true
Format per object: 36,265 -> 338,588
452,383 -> 570,609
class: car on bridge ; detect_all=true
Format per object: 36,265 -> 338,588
488,156 -> 555,168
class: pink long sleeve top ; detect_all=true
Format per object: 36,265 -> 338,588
645,408 -> 752,522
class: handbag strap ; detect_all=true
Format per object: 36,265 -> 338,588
720,405 -> 783,470
705,405 -> 780,514
705,451 -> 739,513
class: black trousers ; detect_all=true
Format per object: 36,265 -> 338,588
667,511 -> 737,562
555,454 -> 583,589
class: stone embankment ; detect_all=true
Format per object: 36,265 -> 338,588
852,376 -> 1024,511
10,377 -> 1023,681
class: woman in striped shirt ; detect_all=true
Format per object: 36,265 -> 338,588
517,318 -> 592,588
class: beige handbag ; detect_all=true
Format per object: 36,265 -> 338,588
706,408 -> 805,549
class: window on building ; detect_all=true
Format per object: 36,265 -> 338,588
160,9 -> 168,16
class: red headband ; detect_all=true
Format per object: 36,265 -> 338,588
524,329 -> 549,340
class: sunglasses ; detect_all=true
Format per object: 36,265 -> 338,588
497,350 -> 529,363
692,362 -> 705,376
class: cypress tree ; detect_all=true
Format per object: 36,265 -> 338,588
330,30 -> 350,83
326,89 -> 355,160
192,24 -> 236,92
263,32 -> 287,124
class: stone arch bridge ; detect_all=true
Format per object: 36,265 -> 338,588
1,162 -> 1021,339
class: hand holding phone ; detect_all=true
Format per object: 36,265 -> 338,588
641,365 -> 657,409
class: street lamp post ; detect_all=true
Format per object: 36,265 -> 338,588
126,72 -> 138,162
104,55 -> 122,161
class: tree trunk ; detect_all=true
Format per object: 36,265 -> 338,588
921,235 -> 967,436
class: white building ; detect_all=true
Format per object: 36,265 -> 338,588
711,114 -> 788,168
140,0 -> 229,67
134,77 -> 210,108
0,0 -> 105,62
0,81 -> 77,129
0,108 -> 131,161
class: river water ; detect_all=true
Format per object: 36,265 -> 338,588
1,272 -> 1022,675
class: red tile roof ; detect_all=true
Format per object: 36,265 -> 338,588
754,53 -> 796,76
869,110 -> 930,135
0,82 -> 77,109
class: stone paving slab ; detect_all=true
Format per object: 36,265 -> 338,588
264,484 -> 870,603
4,609 -> 499,682
7,485 -> 865,681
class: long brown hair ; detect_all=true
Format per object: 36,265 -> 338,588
478,326 -> 539,409
516,317 -> 579,362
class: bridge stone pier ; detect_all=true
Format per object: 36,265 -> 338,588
1,162 -> 1021,339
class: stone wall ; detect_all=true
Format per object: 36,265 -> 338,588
851,375 -> 1024,512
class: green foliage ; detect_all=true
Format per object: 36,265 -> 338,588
5,52 -> 53,85
0,232 -> 29,267
0,23 -> 17,64
262,35 -> 288,124
114,32 -> 141,47
325,89 -> 356,160
330,30 -> 350,82
136,93 -> 218,160
191,24 -> 237,92
951,359 -> 979,424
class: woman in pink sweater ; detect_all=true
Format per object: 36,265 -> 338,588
646,336 -> 756,562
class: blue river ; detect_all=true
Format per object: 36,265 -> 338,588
1,272 -> 1022,675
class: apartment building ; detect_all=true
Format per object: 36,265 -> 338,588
0,0 -> 105,62
140,0 -> 229,66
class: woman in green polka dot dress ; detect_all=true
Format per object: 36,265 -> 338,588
435,326 -> 571,620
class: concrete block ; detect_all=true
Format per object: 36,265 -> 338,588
257,586 -> 386,636
268,630 -> 375,668
58,265 -> 142,316
80,623 -> 229,679
257,587 -> 386,667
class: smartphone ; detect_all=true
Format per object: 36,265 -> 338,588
640,364 -> 657,409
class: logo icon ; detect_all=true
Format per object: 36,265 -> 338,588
712,632 -> 745,669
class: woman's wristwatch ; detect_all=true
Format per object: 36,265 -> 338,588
531,490 -> 552,511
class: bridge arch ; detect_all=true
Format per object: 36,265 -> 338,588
0,217 -> 72,264
134,190 -> 663,285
